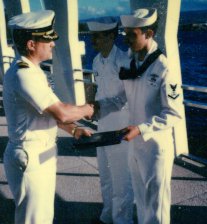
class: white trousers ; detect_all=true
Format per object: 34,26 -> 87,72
3,143 -> 57,224
97,141 -> 134,224
129,137 -> 174,224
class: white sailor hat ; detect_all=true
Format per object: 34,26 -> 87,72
120,8 -> 157,28
8,10 -> 58,40
87,17 -> 118,32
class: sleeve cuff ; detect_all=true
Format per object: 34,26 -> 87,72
138,123 -> 151,141
37,94 -> 60,114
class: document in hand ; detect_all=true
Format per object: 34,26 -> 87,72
73,129 -> 129,149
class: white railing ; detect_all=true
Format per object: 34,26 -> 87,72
182,84 -> 207,110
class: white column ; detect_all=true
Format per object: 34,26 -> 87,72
20,0 -> 30,12
0,0 -> 31,79
44,0 -> 86,105
0,0 -> 15,76
67,0 -> 86,105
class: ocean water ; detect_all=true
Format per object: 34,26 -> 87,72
178,10 -> 207,158
79,10 -> 207,158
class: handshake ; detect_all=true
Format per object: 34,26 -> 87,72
66,101 -> 99,140
83,101 -> 100,120
82,103 -> 94,120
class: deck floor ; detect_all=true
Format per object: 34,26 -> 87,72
0,84 -> 207,224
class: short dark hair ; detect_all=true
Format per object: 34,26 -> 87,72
102,25 -> 118,39
12,29 -> 46,56
140,20 -> 158,35
12,29 -> 32,56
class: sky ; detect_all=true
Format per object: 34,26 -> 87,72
78,0 -> 130,20
181,0 -> 207,11
30,0 -> 207,20
78,0 -> 207,20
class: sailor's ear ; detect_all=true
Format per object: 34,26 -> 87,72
145,29 -> 154,39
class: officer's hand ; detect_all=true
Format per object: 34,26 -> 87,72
73,127 -> 93,139
123,125 -> 141,141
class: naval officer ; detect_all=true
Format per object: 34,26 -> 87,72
87,18 -> 134,224
3,10 -> 93,224
119,8 -> 182,224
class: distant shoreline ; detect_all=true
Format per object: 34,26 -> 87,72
79,9 -> 207,32
79,23 -> 207,33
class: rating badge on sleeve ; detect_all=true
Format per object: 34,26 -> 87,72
168,84 -> 180,100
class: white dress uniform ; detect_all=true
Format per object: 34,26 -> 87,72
123,40 -> 182,224
3,56 -> 60,224
3,10 -> 59,224
93,45 -> 134,224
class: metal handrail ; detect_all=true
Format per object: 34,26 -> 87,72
182,84 -> 207,110
182,84 -> 207,93
183,100 -> 207,110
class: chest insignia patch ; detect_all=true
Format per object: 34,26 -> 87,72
17,61 -> 29,69
168,84 -> 180,99
148,74 -> 159,86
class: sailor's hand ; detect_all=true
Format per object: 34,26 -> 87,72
82,104 -> 94,120
73,127 -> 93,139
123,125 -> 141,141
88,101 -> 100,111
88,101 -> 100,121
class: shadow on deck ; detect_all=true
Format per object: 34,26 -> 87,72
0,191 -> 207,224
0,120 -> 207,224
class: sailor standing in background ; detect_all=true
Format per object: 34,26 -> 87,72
119,8 -> 182,224
87,18 -> 134,224
3,10 -> 94,224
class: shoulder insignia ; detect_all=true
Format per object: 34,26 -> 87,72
168,83 -> 180,100
17,61 -> 29,69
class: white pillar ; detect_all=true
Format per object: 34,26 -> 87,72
68,0 -> 86,105
0,0 -> 31,79
20,0 -> 30,12
44,0 -> 86,105
0,0 -> 15,76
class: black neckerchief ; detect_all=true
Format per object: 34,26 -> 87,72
119,49 -> 162,80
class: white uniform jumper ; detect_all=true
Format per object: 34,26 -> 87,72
123,41 -> 182,224
93,45 -> 134,224
3,56 -> 60,224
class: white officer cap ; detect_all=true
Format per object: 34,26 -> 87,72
120,8 -> 157,28
8,10 -> 58,40
87,17 -> 118,32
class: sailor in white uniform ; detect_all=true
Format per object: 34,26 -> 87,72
119,8 -> 182,224
3,10 -> 93,224
87,18 -> 134,224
